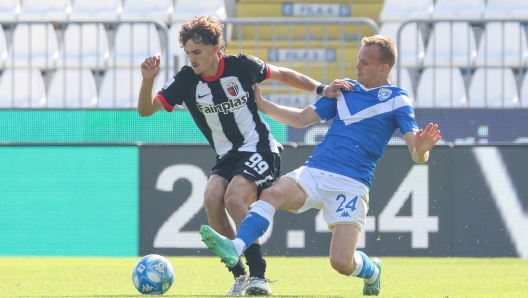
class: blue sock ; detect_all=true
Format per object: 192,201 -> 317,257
356,251 -> 375,279
236,201 -> 276,248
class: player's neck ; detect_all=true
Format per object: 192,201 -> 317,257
364,78 -> 390,89
202,55 -> 221,78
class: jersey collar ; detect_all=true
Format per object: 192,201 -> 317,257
201,55 -> 225,82
357,82 -> 393,91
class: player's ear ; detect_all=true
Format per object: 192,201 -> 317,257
381,63 -> 390,75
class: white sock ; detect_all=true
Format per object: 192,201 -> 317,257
349,251 -> 364,276
232,238 -> 246,256
365,266 -> 379,284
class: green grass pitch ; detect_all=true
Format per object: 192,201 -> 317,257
1,256 -> 527,297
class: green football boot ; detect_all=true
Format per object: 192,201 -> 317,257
199,225 -> 240,268
363,258 -> 382,296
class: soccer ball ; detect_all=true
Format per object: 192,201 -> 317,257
132,254 -> 175,295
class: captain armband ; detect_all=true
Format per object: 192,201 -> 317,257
313,83 -> 328,96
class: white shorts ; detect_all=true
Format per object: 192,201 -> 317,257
283,166 -> 369,231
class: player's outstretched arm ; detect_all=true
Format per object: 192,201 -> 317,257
138,55 -> 164,117
254,83 -> 321,128
267,64 -> 352,98
404,123 -> 441,164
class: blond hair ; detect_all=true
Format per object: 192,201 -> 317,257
361,35 -> 397,71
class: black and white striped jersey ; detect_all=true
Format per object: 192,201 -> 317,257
157,54 -> 282,157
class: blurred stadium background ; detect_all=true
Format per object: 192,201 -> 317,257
0,0 -> 527,261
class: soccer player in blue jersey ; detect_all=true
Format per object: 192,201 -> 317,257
200,34 -> 441,296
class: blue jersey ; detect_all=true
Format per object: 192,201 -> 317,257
305,80 -> 418,189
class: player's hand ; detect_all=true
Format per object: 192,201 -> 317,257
324,79 -> 354,98
141,55 -> 161,81
414,123 -> 441,155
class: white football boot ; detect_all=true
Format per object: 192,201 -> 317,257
226,274 -> 249,296
245,277 -> 273,295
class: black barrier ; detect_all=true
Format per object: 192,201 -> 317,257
452,146 -> 528,257
139,145 -> 527,257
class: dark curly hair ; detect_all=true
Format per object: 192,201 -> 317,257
178,15 -> 225,55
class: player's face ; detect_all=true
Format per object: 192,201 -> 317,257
184,39 -> 219,76
356,45 -> 385,88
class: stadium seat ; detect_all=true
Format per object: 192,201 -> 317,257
99,68 -> 169,108
423,22 -> 477,68
98,68 -> 142,108
168,24 -> 188,69
0,0 -> 20,22
390,67 -> 415,101
416,67 -> 467,108
109,24 -> 161,69
432,0 -> 485,20
0,26 -> 7,69
0,69 -> 46,108
379,0 -> 433,23
172,0 -> 227,22
468,68 -> 519,108
70,0 -> 121,21
6,24 -> 59,70
47,69 -> 98,108
475,22 -> 528,68
379,22 -> 424,68
483,0 -> 528,20
520,72 -> 528,108
57,24 -> 109,70
121,0 -> 173,24
19,0 -> 71,21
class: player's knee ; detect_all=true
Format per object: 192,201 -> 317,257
330,256 -> 354,275
203,192 -> 224,213
259,187 -> 284,207
224,194 -> 246,212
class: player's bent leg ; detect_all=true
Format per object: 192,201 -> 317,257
259,177 -> 308,211
329,217 -> 380,295
329,224 -> 361,275
224,174 -> 258,226
224,175 -> 270,285
204,175 -> 249,288
200,225 -> 240,268
204,175 -> 235,239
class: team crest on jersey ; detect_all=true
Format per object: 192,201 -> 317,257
378,88 -> 392,101
225,80 -> 240,97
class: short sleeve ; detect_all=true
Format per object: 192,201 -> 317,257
157,68 -> 192,112
310,96 -> 337,122
238,54 -> 270,83
393,95 -> 419,135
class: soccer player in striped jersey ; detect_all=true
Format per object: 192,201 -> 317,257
200,35 -> 441,296
138,15 -> 351,296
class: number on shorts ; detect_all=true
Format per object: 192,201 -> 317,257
336,194 -> 357,212
244,153 -> 269,175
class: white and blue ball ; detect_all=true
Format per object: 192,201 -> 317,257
132,254 -> 175,295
